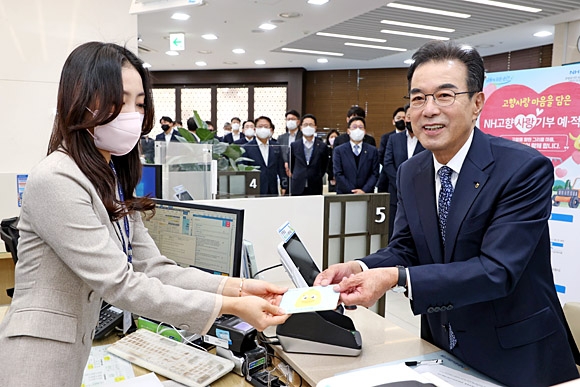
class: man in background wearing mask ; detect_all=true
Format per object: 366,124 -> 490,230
223,117 -> 242,144
242,116 -> 287,196
333,116 -> 379,195
376,107 -> 406,192
277,110 -> 302,177
333,106 -> 377,148
383,104 -> 426,239
234,120 -> 255,145
290,114 -> 329,196
155,116 -> 181,143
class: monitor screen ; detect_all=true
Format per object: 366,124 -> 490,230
136,164 -> 162,198
143,199 -> 244,277
281,234 -> 321,287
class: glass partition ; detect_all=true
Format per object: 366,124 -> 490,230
154,141 -> 213,201
218,143 -> 291,198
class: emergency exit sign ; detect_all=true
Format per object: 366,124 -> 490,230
169,33 -> 185,51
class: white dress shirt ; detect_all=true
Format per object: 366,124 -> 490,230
258,139 -> 269,165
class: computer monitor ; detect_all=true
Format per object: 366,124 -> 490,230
143,199 -> 244,277
136,164 -> 162,198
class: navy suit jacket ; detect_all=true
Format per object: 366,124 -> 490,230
384,131 -> 426,195
154,130 -> 181,142
290,138 -> 329,195
242,139 -> 287,195
376,131 -> 396,192
361,128 -> 579,386
333,142 -> 379,194
223,132 -> 245,144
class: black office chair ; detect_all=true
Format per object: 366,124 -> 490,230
1,217 -> 19,298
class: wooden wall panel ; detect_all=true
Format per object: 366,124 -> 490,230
305,68 -> 408,143
483,44 -> 553,72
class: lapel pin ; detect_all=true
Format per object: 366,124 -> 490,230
475,182 -> 480,188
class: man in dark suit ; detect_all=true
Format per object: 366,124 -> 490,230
333,106 -> 376,148
376,106 -> 406,192
242,116 -> 287,196
290,114 -> 329,196
333,116 -> 379,194
277,110 -> 302,177
384,108 -> 426,239
154,116 -> 181,143
315,40 -> 580,386
222,117 -> 244,144
233,120 -> 254,145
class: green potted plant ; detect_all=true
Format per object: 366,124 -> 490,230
176,111 -> 258,172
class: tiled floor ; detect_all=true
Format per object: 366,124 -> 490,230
384,291 -> 421,336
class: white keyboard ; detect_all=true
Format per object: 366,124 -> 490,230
107,329 -> 234,387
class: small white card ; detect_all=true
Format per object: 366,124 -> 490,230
280,286 -> 340,314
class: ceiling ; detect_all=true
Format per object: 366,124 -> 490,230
135,0 -> 580,72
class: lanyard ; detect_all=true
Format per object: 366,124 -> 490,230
109,161 -> 133,263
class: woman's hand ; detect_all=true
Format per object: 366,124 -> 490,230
221,295 -> 289,331
225,278 -> 288,306
242,278 -> 288,306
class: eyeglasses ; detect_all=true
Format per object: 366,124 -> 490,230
256,125 -> 270,129
405,89 -> 476,108
349,125 -> 365,130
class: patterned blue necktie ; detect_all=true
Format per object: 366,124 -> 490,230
437,165 -> 457,350
438,166 -> 454,244
353,144 -> 360,156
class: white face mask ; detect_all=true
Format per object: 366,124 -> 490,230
244,127 -> 255,138
256,127 -> 271,139
286,120 -> 298,130
349,128 -> 365,142
89,112 -> 144,156
231,123 -> 240,131
329,137 -> 335,146
301,125 -> 316,137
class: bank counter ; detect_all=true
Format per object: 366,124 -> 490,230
0,305 -> 439,386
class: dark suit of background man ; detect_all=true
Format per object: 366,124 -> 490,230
277,110 -> 303,177
333,116 -> 379,195
376,107 -> 406,193
333,106 -> 377,148
154,116 -> 181,142
384,107 -> 425,239
315,40 -> 580,386
242,116 -> 287,196
290,114 -> 329,196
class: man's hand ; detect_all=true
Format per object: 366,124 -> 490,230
334,267 -> 398,308
314,261 -> 362,286
351,189 -> 365,194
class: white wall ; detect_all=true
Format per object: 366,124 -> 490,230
0,0 -> 137,250
553,20 -> 580,66
196,196 -> 325,283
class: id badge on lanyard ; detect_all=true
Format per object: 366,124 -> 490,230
111,162 -> 134,333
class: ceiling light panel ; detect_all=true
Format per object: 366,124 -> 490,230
281,48 -> 344,56
345,42 -> 407,52
171,13 -> 190,20
316,32 -> 386,43
462,0 -> 541,13
201,34 -> 218,40
386,3 -> 471,18
259,23 -> 277,30
380,20 -> 455,33
380,29 -> 450,40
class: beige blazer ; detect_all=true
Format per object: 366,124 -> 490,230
0,151 -> 227,386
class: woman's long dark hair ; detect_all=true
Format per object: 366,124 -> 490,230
48,42 -> 156,221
